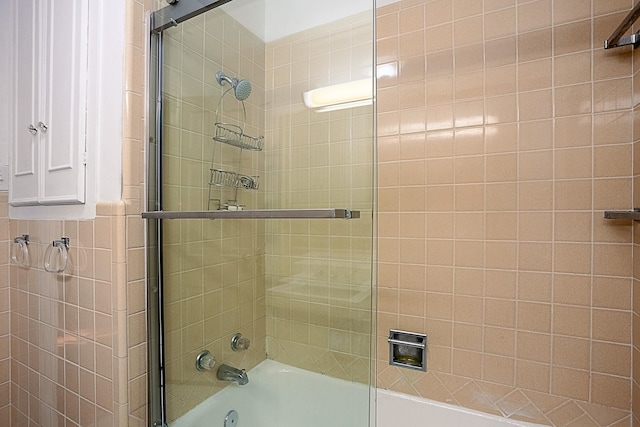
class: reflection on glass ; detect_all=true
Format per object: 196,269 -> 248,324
149,1 -> 374,426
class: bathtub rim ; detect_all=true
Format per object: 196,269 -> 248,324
376,388 -> 548,427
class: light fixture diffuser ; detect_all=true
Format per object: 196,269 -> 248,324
303,78 -> 373,112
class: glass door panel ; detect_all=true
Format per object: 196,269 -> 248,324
147,2 -> 375,426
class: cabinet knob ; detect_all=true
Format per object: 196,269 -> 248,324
37,122 -> 48,133
27,124 -> 38,135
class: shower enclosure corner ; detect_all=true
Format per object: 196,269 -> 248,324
145,1 -> 376,426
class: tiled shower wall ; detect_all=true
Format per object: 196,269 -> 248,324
377,1 -> 635,426
159,9 -> 268,423
263,12 -> 375,384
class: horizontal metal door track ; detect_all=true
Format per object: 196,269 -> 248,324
152,0 -> 233,33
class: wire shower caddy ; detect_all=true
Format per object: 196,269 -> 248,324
208,81 -> 263,211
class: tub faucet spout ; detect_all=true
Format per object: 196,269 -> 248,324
216,364 -> 249,385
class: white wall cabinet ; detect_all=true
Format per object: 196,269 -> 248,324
10,0 -> 88,206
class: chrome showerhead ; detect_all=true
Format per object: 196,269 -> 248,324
234,79 -> 252,101
216,71 -> 252,101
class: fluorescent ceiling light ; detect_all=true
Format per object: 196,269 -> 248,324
303,78 -> 373,112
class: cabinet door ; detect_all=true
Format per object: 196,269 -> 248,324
39,0 -> 88,204
10,0 -> 40,206
9,0 -> 88,206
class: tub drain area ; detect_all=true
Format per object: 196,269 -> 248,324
224,410 -> 239,427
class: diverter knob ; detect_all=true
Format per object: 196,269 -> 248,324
195,350 -> 216,371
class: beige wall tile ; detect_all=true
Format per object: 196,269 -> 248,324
485,8 -> 515,40
518,29 -> 552,63
591,374 -> 632,410
592,341 -> 631,377
516,360 -> 550,392
519,89 -> 553,121
551,366 -> 590,401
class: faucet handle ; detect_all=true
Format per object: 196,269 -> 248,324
196,350 -> 217,371
231,333 -> 250,351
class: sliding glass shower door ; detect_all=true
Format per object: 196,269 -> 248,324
146,1 -> 375,426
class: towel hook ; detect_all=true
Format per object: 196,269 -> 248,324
11,234 -> 30,267
44,237 -> 70,273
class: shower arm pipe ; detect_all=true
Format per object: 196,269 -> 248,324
604,1 -> 640,49
152,0 -> 233,33
142,208 -> 361,220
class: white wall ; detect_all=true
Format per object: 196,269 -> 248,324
224,0 -> 390,42
91,0 -> 126,204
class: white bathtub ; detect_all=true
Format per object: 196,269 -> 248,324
171,360 -> 370,427
172,360 -> 546,427
377,390 -> 547,427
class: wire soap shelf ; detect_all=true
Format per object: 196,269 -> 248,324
213,123 -> 264,151
209,168 -> 259,190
